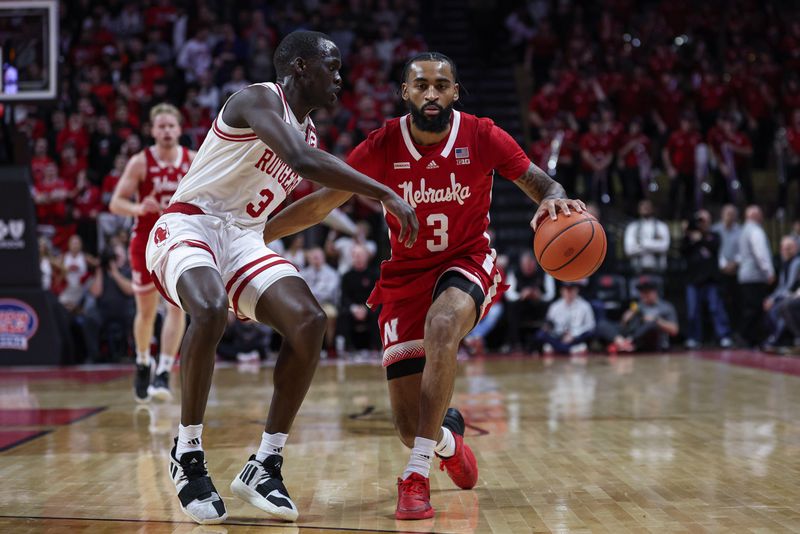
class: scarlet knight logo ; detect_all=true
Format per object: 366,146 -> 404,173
154,223 -> 169,247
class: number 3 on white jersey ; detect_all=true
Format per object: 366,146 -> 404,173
426,213 -> 448,252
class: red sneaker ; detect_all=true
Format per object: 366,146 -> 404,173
438,408 -> 478,489
395,472 -> 434,520
439,433 -> 478,489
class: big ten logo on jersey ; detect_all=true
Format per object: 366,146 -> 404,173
383,317 -> 399,345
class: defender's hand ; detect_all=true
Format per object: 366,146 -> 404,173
382,193 -> 419,247
531,198 -> 586,231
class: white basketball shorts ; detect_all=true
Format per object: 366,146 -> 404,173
145,203 -> 300,321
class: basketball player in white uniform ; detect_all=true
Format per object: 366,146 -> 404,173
145,31 -> 418,525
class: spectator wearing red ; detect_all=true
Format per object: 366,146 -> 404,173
112,103 -> 137,140
528,81 -> 560,134
653,72 -> 685,133
30,138 -> 55,186
618,66 -> 654,124
549,115 -> 579,196
696,71 -> 729,130
617,119 -> 653,216
600,106 -> 624,148
33,163 -> 73,248
527,125 -> 553,171
392,23 -> 426,67
663,114 -> 702,219
349,45 -> 382,85
708,114 -> 754,205
101,155 -> 127,209
144,0 -> 177,31
580,114 -> 615,205
346,95 -> 383,143
59,144 -> 88,189
56,113 -> 90,157
569,77 -> 604,126
139,51 -> 166,93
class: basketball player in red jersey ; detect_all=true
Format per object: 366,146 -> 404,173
263,52 -> 585,519
110,103 -> 194,403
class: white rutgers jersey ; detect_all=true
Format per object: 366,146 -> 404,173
170,82 -> 317,230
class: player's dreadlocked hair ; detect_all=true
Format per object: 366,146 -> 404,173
401,52 -> 459,84
273,30 -> 332,79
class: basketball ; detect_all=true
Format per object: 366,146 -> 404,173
533,212 -> 607,281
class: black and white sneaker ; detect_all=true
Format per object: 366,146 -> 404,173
169,440 -> 227,524
134,362 -> 152,403
148,371 -> 172,402
230,454 -> 299,521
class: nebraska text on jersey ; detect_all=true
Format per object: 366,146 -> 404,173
399,173 -> 471,208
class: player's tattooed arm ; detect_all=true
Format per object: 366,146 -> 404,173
515,162 -> 586,231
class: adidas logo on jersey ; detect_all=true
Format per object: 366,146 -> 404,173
426,161 -> 439,169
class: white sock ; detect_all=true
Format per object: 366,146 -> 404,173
136,349 -> 150,366
434,426 -> 456,458
176,423 -> 203,459
402,437 -> 436,480
156,353 -> 175,375
256,431 -> 288,462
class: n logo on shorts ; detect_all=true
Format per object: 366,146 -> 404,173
383,318 -> 399,345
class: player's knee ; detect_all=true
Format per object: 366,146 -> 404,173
188,294 -> 228,335
285,303 -> 327,348
425,313 -> 461,351
303,304 -> 328,339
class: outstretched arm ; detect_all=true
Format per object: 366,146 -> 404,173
262,188 -> 353,243
224,86 -> 417,245
514,162 -> 585,230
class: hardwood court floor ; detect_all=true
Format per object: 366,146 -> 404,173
1,352 -> 800,533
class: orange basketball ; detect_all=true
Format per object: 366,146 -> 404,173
533,212 -> 607,281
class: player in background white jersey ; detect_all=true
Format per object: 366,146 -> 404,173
110,104 -> 195,403
144,31 -> 418,525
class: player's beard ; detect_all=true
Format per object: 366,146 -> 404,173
407,101 -> 453,132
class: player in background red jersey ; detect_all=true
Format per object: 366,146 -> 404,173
263,52 -> 584,520
110,104 -> 195,403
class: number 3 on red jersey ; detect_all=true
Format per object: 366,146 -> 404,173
427,213 -> 448,252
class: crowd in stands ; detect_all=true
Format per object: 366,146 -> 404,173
8,0 -> 800,362
16,0 -> 425,362
513,0 -> 800,220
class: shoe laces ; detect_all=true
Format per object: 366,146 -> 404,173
439,453 -> 462,475
180,455 -> 208,481
399,476 -> 427,499
259,460 -> 283,482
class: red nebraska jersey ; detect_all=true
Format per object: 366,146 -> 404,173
132,146 -> 191,239
347,111 -> 530,304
